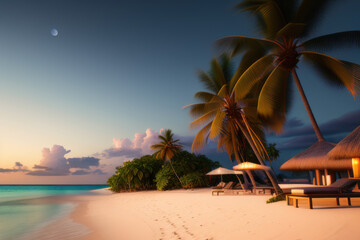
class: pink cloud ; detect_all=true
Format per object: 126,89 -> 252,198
102,128 -> 164,159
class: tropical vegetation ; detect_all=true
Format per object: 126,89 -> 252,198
107,147 -> 219,192
155,151 -> 219,190
218,0 -> 360,140
107,155 -> 163,192
151,129 -> 184,186
185,54 -> 282,194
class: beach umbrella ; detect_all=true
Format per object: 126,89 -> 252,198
233,162 -> 271,189
233,162 -> 271,171
206,167 -> 242,182
328,126 -> 360,178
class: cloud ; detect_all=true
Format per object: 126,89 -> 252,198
0,162 -> 28,173
92,169 -> 106,175
68,157 -> 100,169
26,145 -> 103,176
273,110 -> 360,150
280,110 -> 360,138
27,145 -> 71,176
15,162 -> 23,168
72,170 -> 90,175
72,169 -> 106,176
33,165 -> 51,170
277,135 -> 318,150
102,128 -> 164,159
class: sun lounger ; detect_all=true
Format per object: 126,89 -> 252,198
286,178 -> 360,209
212,181 -> 226,189
212,181 -> 234,196
254,186 -> 274,195
228,182 -> 253,195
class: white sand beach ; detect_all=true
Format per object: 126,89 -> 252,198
47,188 -> 360,240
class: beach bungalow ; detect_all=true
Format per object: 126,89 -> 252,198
280,141 -> 352,186
328,126 -> 360,179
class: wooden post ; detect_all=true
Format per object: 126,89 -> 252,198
348,170 -> 352,178
293,198 -> 298,208
324,169 -> 328,185
316,169 -> 321,185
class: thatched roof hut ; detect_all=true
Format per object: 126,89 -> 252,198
328,126 -> 360,159
280,141 -> 352,171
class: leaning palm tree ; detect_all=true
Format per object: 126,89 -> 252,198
218,0 -> 360,140
185,55 -> 282,194
151,129 -> 183,186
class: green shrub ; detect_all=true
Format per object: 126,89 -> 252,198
180,172 -> 208,189
108,155 -> 163,192
266,193 -> 286,203
155,164 -> 181,191
108,151 -> 220,192
155,151 -> 219,191
170,151 -> 220,176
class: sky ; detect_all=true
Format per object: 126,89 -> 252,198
0,0 -> 359,184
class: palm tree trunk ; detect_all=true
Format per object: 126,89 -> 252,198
169,161 -> 183,187
230,124 -> 242,164
236,118 -> 282,195
268,160 -> 276,174
291,70 -> 325,141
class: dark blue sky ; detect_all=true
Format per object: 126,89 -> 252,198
0,0 -> 359,182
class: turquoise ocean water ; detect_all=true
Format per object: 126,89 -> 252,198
0,185 -> 108,240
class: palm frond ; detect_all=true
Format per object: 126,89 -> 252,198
216,35 -> 278,55
219,53 -> 234,83
342,60 -> 360,94
193,91 -> 217,102
150,144 -> 164,150
192,122 -> 212,153
209,58 -> 227,91
185,102 -> 222,118
229,45 -> 266,91
190,109 -> 218,130
235,0 -> 287,39
197,70 -> 218,93
233,54 -> 276,99
294,0 -> 334,37
302,31 -> 360,52
209,110 -> 226,140
275,22 -> 306,39
302,51 -> 355,96
257,63 -> 290,117
217,84 -> 228,98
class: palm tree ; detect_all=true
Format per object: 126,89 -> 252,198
266,143 -> 279,172
185,55 -> 282,194
151,129 -> 183,186
218,0 -> 360,140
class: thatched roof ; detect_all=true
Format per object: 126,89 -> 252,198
280,141 -> 352,171
233,162 -> 271,171
328,126 -> 360,159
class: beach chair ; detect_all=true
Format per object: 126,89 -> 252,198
286,178 -> 360,209
212,181 -> 234,196
255,186 -> 275,195
212,181 -> 226,189
229,182 -> 253,195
